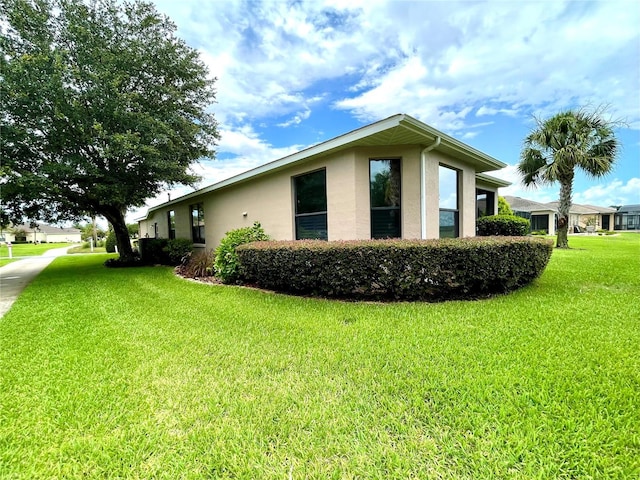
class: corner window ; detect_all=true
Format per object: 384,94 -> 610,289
167,210 -> 176,239
190,203 -> 205,244
294,169 -> 327,240
370,158 -> 401,239
476,189 -> 495,219
439,165 -> 459,238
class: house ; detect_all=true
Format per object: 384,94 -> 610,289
614,204 -> 640,231
1,224 -> 82,243
505,196 -> 617,234
138,114 -> 510,248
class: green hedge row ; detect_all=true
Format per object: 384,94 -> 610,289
477,215 -> 530,236
237,237 -> 553,301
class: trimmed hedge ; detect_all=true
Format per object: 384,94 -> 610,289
237,237 -> 553,301
477,215 -> 530,236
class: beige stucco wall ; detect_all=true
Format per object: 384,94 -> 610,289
139,143 -> 492,248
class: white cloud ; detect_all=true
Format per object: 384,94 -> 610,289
131,0 -> 639,220
573,178 -> 640,206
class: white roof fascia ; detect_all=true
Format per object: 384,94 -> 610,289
399,116 -> 506,171
140,114 -> 507,219
475,173 -> 511,188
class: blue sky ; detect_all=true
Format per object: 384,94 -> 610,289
133,0 -> 639,220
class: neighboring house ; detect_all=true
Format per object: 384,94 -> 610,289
505,196 -> 617,234
504,196 -> 559,234
138,114 -> 510,247
545,202 -> 616,232
614,204 -> 640,231
2,224 -> 82,243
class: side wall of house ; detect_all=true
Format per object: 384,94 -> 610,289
138,144 -> 483,248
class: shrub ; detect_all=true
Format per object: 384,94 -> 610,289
237,237 -> 553,302
498,196 -> 514,216
104,255 -> 142,268
163,238 -> 193,265
177,249 -> 216,278
477,215 -> 530,236
105,230 -> 117,253
214,221 -> 270,284
138,238 -> 169,264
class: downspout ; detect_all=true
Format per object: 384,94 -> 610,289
420,136 -> 441,239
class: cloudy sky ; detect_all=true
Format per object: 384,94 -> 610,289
133,0 -> 639,220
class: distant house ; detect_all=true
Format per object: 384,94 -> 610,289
2,224 -> 81,243
138,114 -> 510,247
504,196 -> 617,234
614,204 -> 640,231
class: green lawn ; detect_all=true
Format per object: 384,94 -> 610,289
1,235 -> 639,478
0,243 -> 72,267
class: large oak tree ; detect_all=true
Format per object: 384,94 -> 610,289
1,0 -> 218,261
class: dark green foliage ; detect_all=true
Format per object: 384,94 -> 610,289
137,238 -> 169,264
163,238 -> 193,265
214,222 -> 270,284
477,215 -> 530,236
0,0 -> 218,261
237,237 -> 553,301
104,256 -> 141,268
176,249 -> 215,278
137,238 -> 192,265
105,230 -> 117,253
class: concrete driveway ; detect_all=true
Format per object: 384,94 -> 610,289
0,246 -> 71,318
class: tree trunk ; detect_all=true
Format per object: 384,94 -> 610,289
91,215 -> 98,244
102,207 -> 135,262
556,175 -> 573,248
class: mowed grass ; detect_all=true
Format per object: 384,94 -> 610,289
1,235 -> 639,478
0,243 -> 72,267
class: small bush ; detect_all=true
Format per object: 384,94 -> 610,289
138,238 -> 169,264
163,238 -> 193,265
214,221 -> 270,284
105,230 -> 117,253
531,230 -> 548,236
477,215 -> 530,236
177,249 -> 216,278
104,256 -> 142,268
237,237 -> 553,302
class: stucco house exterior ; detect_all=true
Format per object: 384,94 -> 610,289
1,224 -> 82,243
138,114 -> 510,248
614,204 -> 640,231
505,196 -> 616,234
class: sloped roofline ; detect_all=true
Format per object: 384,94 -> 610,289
476,172 -> 511,188
140,113 -> 507,220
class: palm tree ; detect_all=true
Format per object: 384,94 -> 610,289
518,108 -> 619,248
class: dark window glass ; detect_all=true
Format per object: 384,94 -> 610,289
476,189 -> 495,218
370,159 -> 401,238
190,203 -> 205,244
294,170 -> 327,240
531,214 -> 549,232
167,210 -> 176,239
439,165 -> 459,238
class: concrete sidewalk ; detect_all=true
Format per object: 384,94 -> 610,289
0,246 -> 71,318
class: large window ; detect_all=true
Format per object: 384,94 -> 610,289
190,203 -> 205,243
476,189 -> 495,218
439,165 -> 459,238
370,158 -> 401,238
167,210 -> 176,239
294,169 -> 327,240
